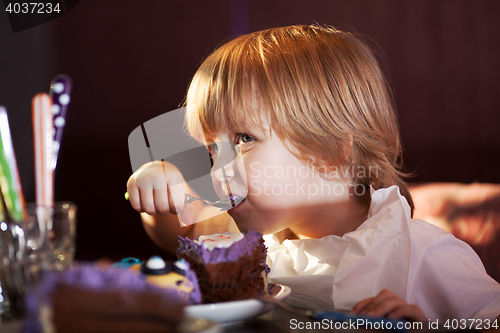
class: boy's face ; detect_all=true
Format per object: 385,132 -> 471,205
208,118 -> 354,236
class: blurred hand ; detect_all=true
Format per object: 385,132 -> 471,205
351,289 -> 426,322
127,161 -> 187,216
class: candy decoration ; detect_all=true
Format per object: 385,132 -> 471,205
32,94 -> 54,208
49,74 -> 73,171
0,106 -> 27,222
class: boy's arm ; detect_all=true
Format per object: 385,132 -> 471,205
141,212 -> 194,255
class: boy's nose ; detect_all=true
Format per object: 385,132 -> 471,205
211,157 -> 236,182
210,143 -> 238,182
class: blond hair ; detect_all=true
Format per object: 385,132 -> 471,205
185,24 -> 414,215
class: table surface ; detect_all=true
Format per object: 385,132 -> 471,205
0,307 -> 486,333
229,308 -> 469,333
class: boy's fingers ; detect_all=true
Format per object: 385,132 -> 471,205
140,189 -> 157,215
387,305 -> 426,322
167,182 -> 186,215
163,163 -> 187,215
351,297 -> 375,314
126,175 -> 141,211
127,185 -> 142,212
357,289 -> 397,314
352,289 -> 426,322
365,296 -> 406,317
153,188 -> 170,215
128,160 -> 188,216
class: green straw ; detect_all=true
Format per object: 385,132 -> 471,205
0,106 -> 26,222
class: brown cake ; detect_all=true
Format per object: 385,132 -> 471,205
23,264 -> 187,333
176,231 -> 269,303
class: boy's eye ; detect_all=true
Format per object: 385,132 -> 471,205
236,133 -> 255,144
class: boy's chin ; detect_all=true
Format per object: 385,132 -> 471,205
233,220 -> 283,235
232,219 -> 262,234
234,223 -> 260,234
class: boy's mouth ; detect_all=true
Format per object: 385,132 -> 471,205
216,195 -> 245,211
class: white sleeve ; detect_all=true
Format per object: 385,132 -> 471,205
409,232 -> 500,321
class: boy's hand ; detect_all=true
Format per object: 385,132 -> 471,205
350,289 -> 426,322
127,161 -> 187,216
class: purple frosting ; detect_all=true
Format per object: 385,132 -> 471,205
22,262 -> 199,333
177,231 -> 268,268
183,261 -> 202,304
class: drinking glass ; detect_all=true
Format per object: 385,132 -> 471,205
26,202 -> 77,271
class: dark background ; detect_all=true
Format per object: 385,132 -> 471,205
0,0 -> 499,261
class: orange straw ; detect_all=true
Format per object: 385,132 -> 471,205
32,93 -> 54,208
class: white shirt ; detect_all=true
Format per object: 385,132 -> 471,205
264,185 -> 500,321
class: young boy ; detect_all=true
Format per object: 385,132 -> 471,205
128,24 -> 500,323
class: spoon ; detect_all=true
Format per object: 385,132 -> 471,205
185,194 -> 245,211
124,192 -> 245,211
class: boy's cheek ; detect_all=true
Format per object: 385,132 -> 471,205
246,162 -> 265,181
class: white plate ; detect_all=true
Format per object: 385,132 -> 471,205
185,284 -> 291,326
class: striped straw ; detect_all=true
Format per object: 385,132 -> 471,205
32,94 -> 54,209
